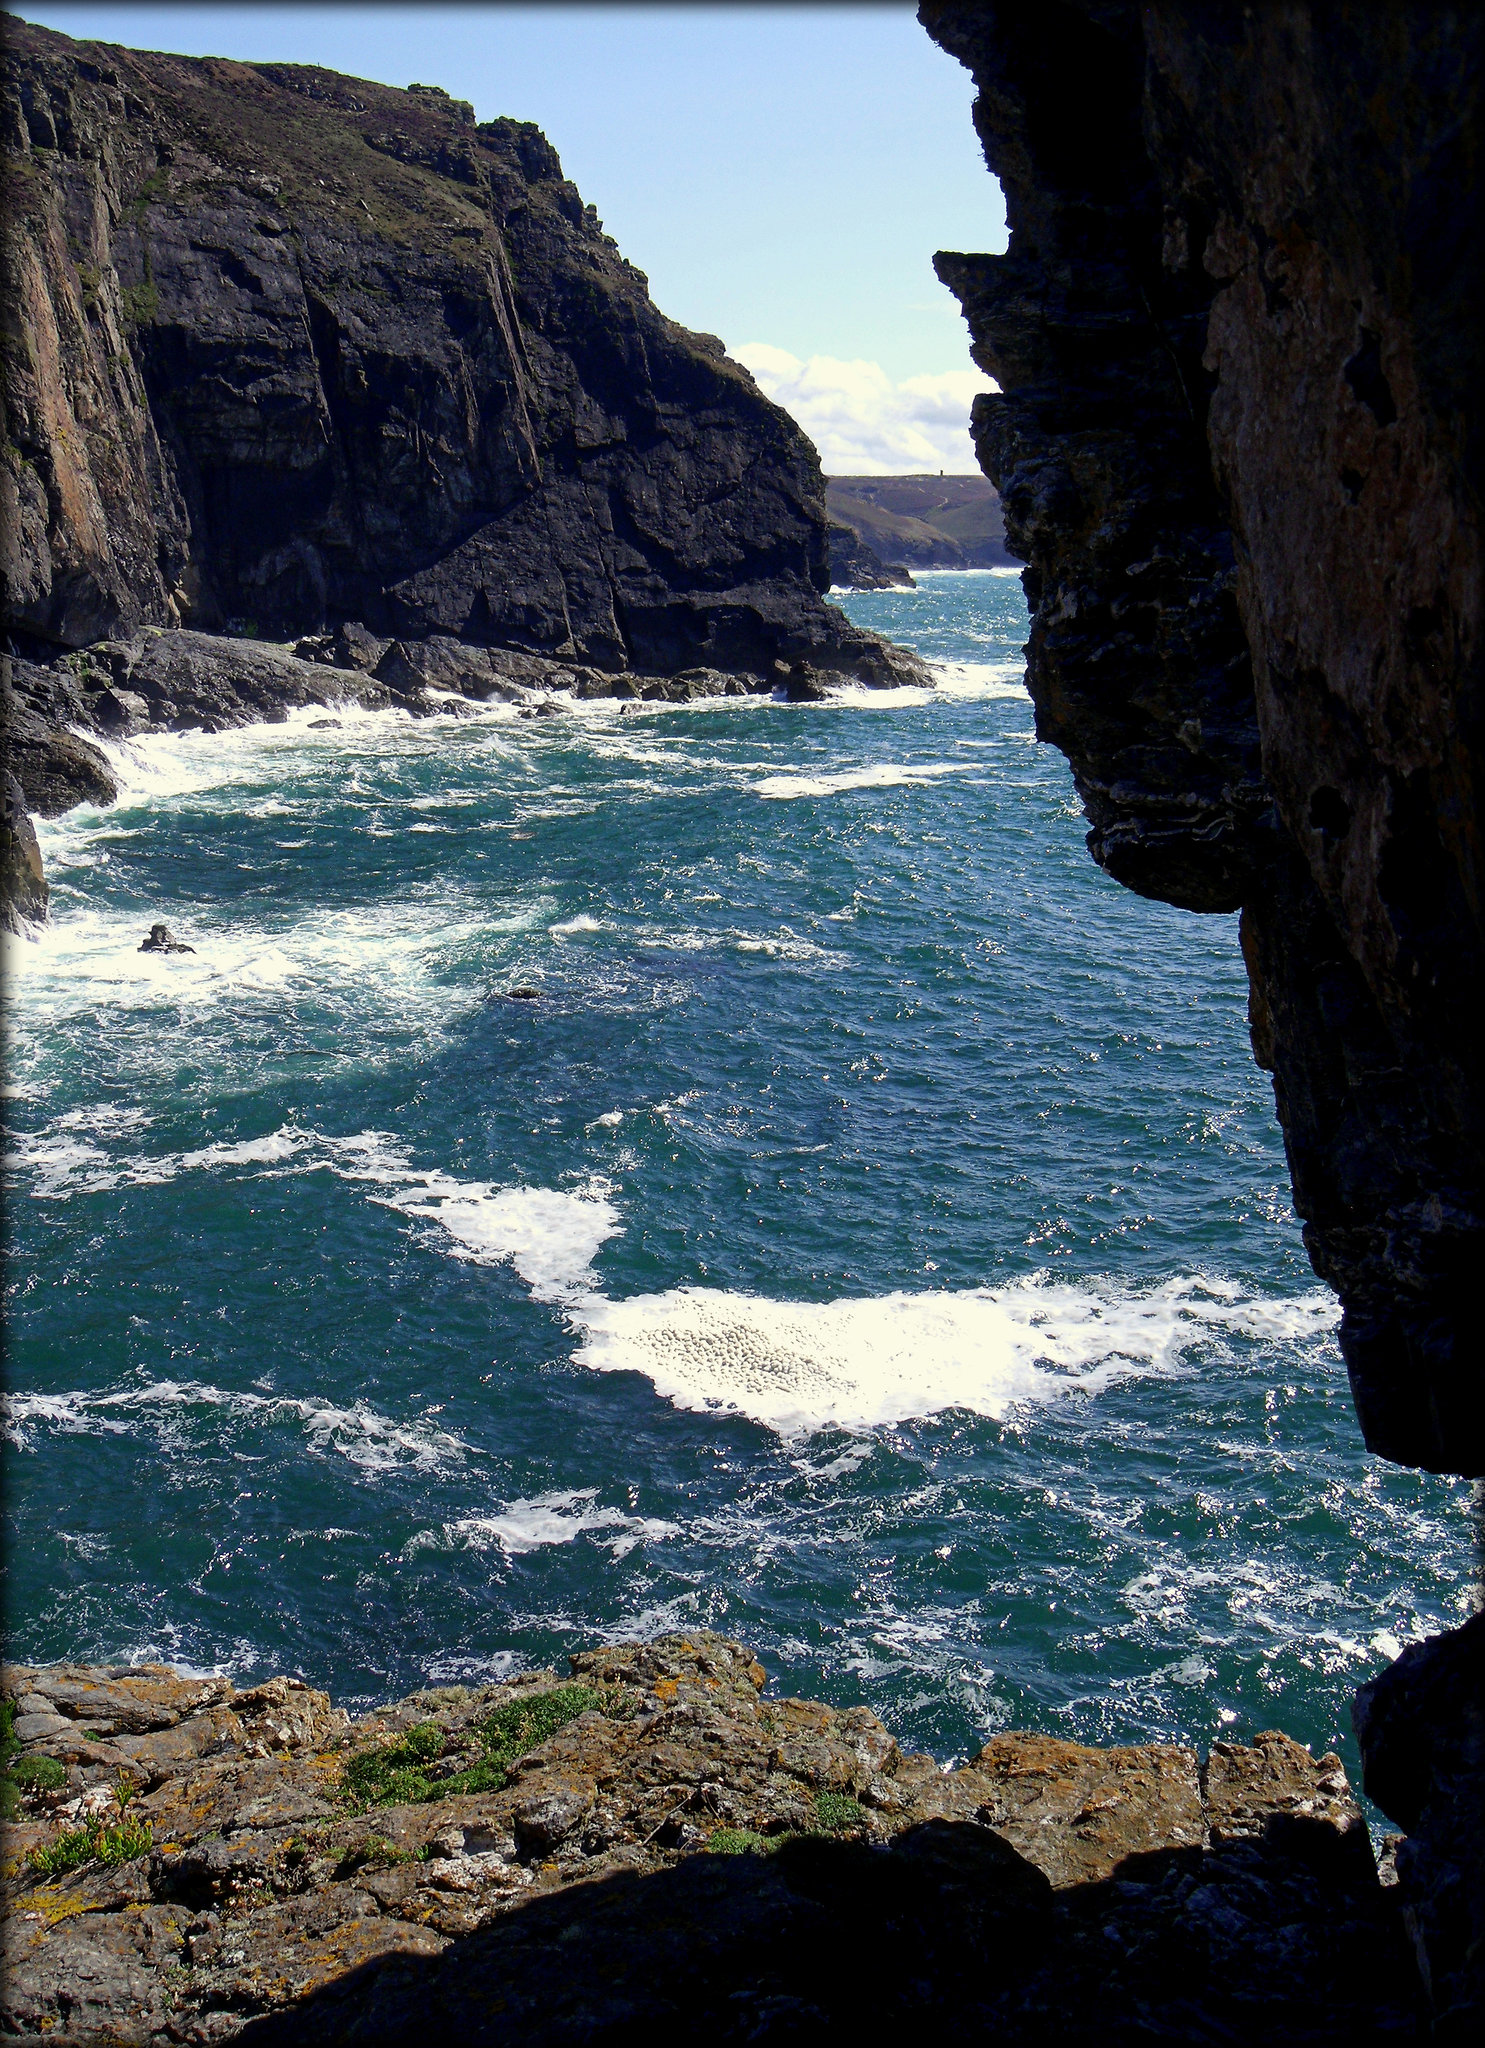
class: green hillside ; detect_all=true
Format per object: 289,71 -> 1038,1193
825,475 -> 1011,569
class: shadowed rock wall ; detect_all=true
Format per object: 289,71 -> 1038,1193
921,0 -> 1483,1481
0,20 -> 904,684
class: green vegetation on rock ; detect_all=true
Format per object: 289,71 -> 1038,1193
27,1814 -> 154,1878
339,1683 -> 611,1809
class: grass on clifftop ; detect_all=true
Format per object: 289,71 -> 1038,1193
341,1682 -> 614,1809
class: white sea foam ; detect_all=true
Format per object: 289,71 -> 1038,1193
1,1378 -> 468,1471
752,760 -> 979,801
570,1276 -> 1338,1438
379,1177 -> 620,1301
8,1116 -> 621,1303
549,914 -> 603,938
417,1488 -> 677,1560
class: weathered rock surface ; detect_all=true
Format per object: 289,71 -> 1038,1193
920,1 -> 1483,1481
0,16 -> 930,925
0,1635 -> 1422,2043
1,768 -> 47,931
1355,1613 -> 1485,2042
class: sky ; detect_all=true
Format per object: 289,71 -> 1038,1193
9,1 -> 1007,471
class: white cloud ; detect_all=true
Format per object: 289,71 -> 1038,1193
733,343 -> 996,474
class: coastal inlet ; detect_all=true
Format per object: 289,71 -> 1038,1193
3,574 -> 1472,1787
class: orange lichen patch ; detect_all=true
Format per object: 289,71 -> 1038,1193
9,1888 -> 98,1927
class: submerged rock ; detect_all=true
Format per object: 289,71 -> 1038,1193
0,1634 -> 1423,2043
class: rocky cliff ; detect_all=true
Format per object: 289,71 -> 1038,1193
0,1635 -> 1423,2043
919,2 -> 1483,2027
0,19 -> 915,686
921,0 -> 1482,1483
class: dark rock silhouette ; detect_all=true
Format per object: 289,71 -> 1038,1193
921,0 -> 1483,1480
826,522 -> 914,591
1,769 -> 47,931
138,922 -> 193,953
920,2 -> 1483,2030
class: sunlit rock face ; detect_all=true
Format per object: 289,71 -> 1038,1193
921,0 -> 1483,1482
0,21 -> 915,686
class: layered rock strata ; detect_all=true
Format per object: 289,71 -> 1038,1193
1,1634 -> 1422,2043
919,1 -> 1483,1481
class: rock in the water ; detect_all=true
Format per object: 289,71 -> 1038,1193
1,771 -> 48,932
0,1636 -> 1422,2044
138,924 -> 194,954
827,522 -> 916,591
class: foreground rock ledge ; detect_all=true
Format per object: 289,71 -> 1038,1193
1,1634 -> 1422,2043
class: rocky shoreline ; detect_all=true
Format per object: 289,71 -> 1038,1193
0,1632 -> 1429,2042
1,622 -> 926,930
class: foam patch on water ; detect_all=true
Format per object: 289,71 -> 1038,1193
413,1488 -> 678,1560
752,760 -> 980,801
8,1117 -> 621,1303
2,1378 -> 468,1471
571,1276 -> 1339,1438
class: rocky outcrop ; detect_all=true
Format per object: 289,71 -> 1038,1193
1,1635 -> 1422,2043
0,17 -> 928,928
920,1 -> 1483,1484
826,521 -> 914,590
1355,1613 -> 1485,2040
1,769 -> 46,930
0,19 -> 922,690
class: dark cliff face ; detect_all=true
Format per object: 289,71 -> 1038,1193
921,1 -> 1483,1484
0,20 -> 906,682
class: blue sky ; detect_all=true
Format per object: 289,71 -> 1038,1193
10,3 -> 1008,470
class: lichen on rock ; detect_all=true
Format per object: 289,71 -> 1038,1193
0,1634 -> 1423,2042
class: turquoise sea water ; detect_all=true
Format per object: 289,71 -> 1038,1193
4,572 -> 1472,1790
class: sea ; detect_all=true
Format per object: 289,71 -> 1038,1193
4,570 -> 1473,1800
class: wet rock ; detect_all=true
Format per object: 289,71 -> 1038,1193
139,923 -> 194,953
3,668 -> 119,816
93,684 -> 152,733
1,771 -> 48,932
